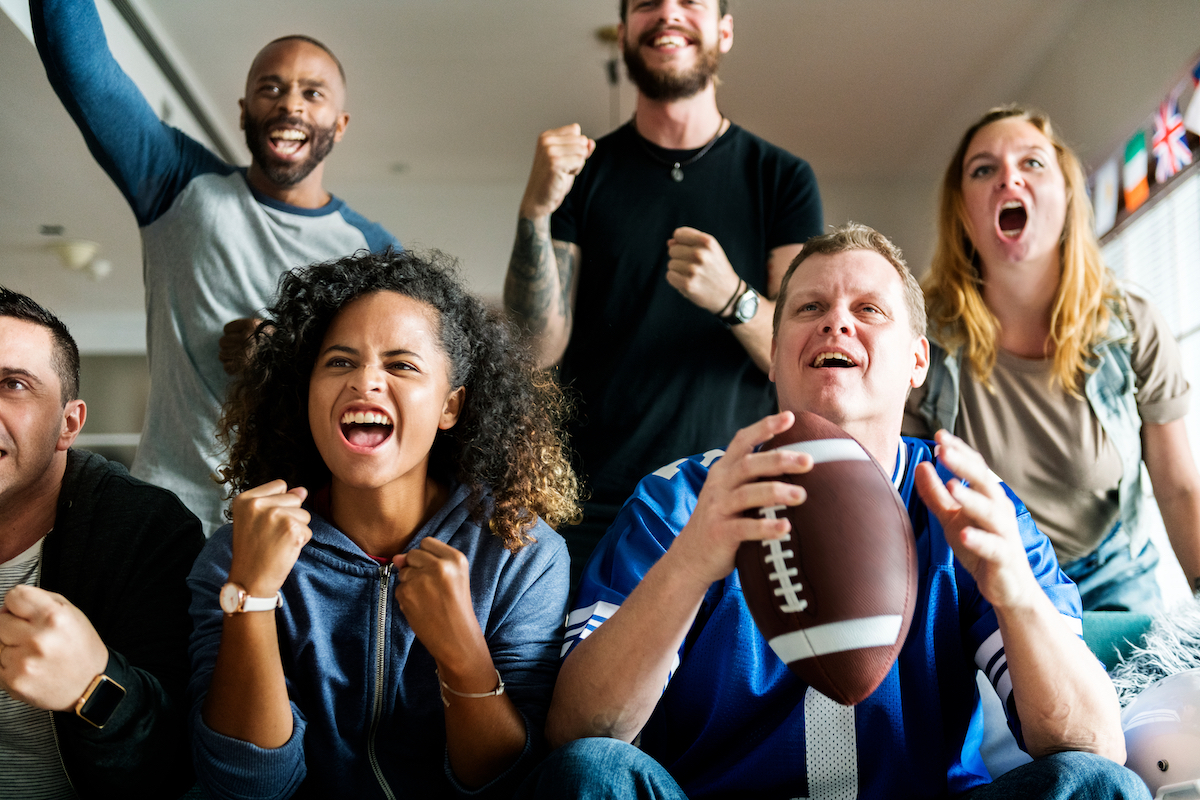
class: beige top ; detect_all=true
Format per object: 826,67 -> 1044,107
905,291 -> 1190,563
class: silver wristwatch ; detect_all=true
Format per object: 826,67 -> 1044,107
722,286 -> 759,327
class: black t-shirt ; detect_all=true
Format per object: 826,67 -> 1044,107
552,121 -> 823,507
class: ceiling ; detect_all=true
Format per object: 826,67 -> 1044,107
2,0 -> 1198,351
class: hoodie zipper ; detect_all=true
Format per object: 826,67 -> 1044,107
48,712 -> 79,796
367,562 -> 397,800
38,555 -> 78,796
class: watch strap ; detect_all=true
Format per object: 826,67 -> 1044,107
221,582 -> 284,614
239,591 -> 283,612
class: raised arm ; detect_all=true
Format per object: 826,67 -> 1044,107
667,233 -> 803,373
1142,418 -> 1200,595
546,412 -> 811,747
915,431 -> 1125,761
31,0 -> 225,224
504,125 -> 594,368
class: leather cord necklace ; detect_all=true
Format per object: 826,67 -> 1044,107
637,116 -> 726,182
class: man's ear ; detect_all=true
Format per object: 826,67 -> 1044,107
910,335 -> 930,389
333,111 -> 350,143
57,400 -> 86,452
718,13 -> 734,54
439,386 -> 465,430
238,98 -> 246,130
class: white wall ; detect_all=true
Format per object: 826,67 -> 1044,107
1018,0 -> 1200,169
820,176 -> 941,277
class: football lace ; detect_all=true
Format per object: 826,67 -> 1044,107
758,504 -> 808,613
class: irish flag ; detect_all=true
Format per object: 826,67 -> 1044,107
1123,131 -> 1149,213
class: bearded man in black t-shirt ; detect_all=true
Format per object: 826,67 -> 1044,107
504,0 -> 823,584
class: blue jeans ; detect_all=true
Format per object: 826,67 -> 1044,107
1062,523 -> 1162,614
968,751 -> 1150,800
515,738 -> 1150,800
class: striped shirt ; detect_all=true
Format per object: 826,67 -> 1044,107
0,537 -> 76,799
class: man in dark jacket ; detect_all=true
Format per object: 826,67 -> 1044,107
0,286 -> 203,798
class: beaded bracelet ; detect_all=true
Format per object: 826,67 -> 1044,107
437,668 -> 505,708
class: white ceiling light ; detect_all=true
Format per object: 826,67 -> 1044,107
48,238 -> 99,270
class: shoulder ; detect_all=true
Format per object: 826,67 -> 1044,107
329,198 -> 401,251
47,451 -> 203,593
507,517 -> 570,573
59,450 -> 201,535
629,449 -> 723,513
610,450 -> 722,553
725,125 -> 813,172
441,484 -> 570,573
1119,286 -> 1170,343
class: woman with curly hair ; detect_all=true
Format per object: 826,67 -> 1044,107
906,105 -> 1200,612
186,249 -> 580,799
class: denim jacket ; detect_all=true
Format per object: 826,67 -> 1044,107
915,313 -> 1145,557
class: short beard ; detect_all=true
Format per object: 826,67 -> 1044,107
623,28 -> 721,102
244,113 -> 337,188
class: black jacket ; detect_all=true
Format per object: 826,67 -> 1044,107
41,449 -> 204,799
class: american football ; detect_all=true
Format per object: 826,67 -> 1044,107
736,410 -> 917,706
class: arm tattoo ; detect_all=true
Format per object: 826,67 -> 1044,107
505,217 -> 576,338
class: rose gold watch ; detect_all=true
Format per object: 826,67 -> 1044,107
218,582 -> 283,614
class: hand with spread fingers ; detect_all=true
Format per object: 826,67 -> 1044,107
228,480 -> 312,598
0,585 -> 109,711
519,124 -> 596,221
393,538 -> 486,669
670,411 -> 813,589
914,430 -> 1042,610
666,227 -> 743,314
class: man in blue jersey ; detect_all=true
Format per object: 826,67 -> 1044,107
523,225 -> 1147,799
32,0 -> 400,533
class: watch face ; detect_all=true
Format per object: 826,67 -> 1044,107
78,676 -> 126,728
219,583 -> 243,614
735,290 -> 759,322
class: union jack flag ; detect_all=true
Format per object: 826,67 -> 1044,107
1152,96 -> 1192,183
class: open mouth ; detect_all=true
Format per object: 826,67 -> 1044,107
650,33 -> 689,48
998,200 -> 1027,239
268,127 -> 308,158
340,410 -> 394,448
812,351 -> 857,368
642,25 -> 695,49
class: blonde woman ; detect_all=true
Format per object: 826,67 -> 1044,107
906,106 -> 1200,612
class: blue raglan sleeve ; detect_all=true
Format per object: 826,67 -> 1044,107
562,451 -> 720,667
961,480 -> 1084,750
186,526 -> 309,800
31,0 -> 230,226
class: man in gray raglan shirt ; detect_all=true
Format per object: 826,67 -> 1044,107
32,0 -> 400,533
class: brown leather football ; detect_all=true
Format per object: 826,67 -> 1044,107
736,410 -> 917,706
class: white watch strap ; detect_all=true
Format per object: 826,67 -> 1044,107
240,591 -> 283,612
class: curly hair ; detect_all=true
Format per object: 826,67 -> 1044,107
924,105 -> 1125,396
218,249 -> 581,550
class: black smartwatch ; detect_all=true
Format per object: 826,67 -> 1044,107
75,673 -> 126,728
